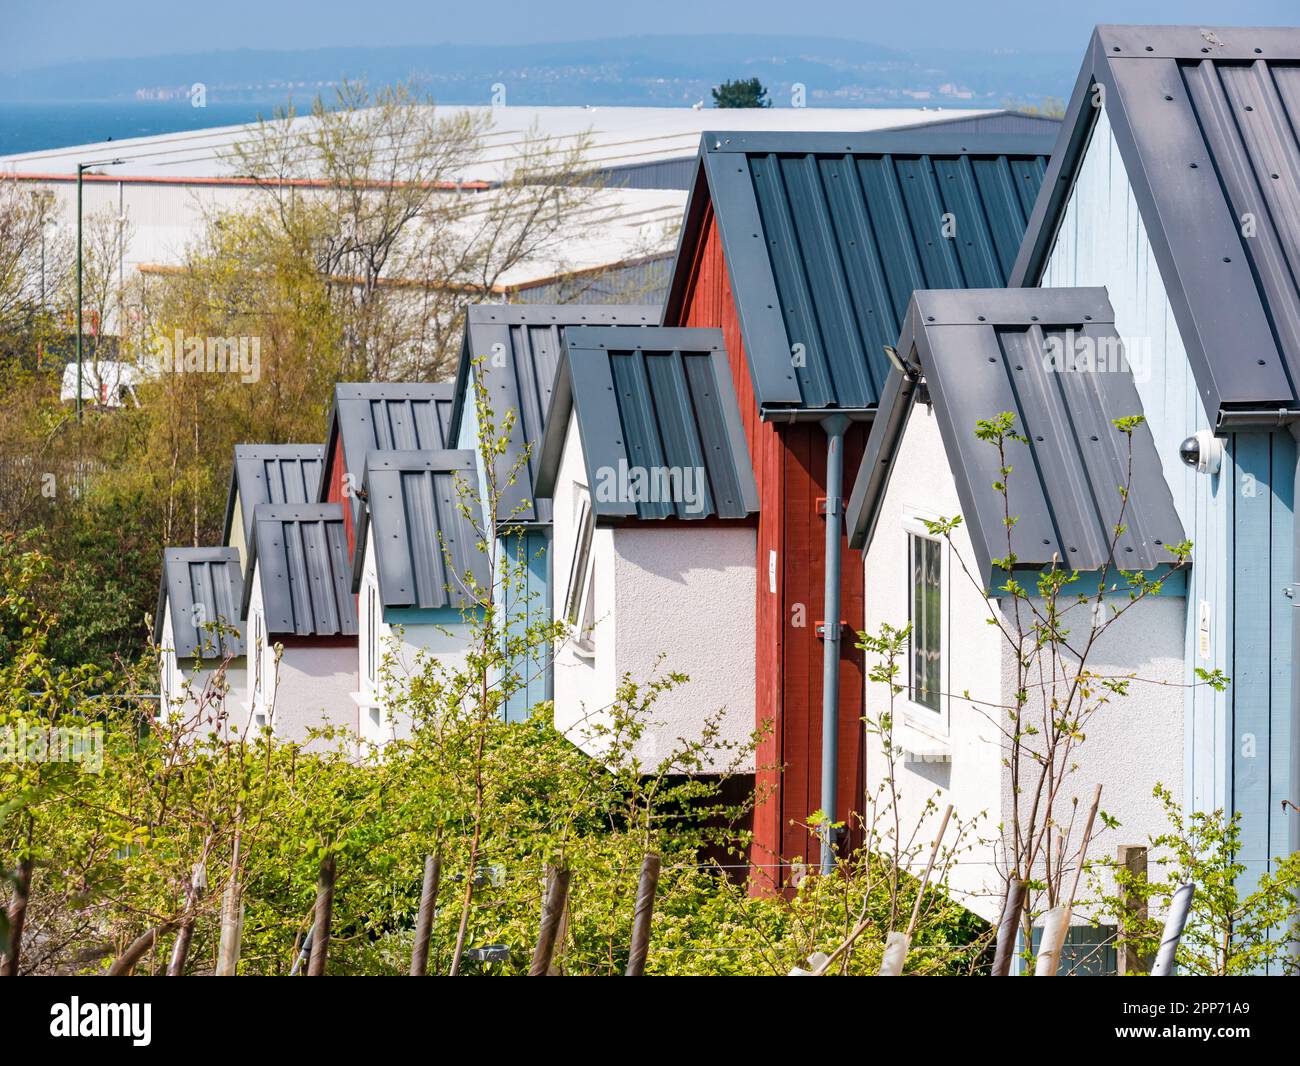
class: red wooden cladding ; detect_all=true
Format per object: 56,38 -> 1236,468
670,201 -> 867,888
322,431 -> 356,557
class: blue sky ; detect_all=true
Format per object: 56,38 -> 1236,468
3,0 -> 1296,70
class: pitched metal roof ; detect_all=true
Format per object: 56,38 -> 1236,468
662,130 -> 1055,416
1011,25 -> 1300,426
155,547 -> 246,659
244,503 -> 358,638
223,444 -> 326,552
846,288 -> 1185,584
450,303 -> 660,526
535,325 -> 759,522
320,383 -> 455,534
354,450 -> 489,610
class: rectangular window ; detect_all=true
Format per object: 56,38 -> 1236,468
909,532 -> 942,712
564,497 -> 596,650
366,584 -> 378,685
164,646 -> 175,711
253,613 -> 263,695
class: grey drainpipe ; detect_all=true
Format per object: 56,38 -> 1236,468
819,414 -> 852,874
1291,426 -> 1300,893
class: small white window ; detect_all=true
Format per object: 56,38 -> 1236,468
564,496 -> 596,652
163,643 -> 175,715
253,612 -> 264,696
366,583 -> 378,685
908,530 -> 943,713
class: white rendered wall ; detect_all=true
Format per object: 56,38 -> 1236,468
355,523 -> 476,747
246,560 -> 357,750
612,526 -> 756,771
159,597 -> 248,734
550,409 -> 757,772
552,409 -> 620,749
863,402 -> 1185,923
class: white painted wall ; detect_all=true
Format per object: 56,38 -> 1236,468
551,409 -> 756,772
246,560 -> 357,750
863,402 -> 1186,923
1039,105 -> 1230,816
553,408 -> 624,749
158,597 -> 247,734
354,522 -> 476,747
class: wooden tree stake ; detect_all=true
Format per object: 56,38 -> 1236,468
409,852 -> 442,977
625,853 -> 662,977
529,866 -> 571,976
307,852 -> 336,976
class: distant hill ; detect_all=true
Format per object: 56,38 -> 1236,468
0,34 -> 1073,109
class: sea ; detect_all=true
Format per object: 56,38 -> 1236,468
0,101 -> 294,156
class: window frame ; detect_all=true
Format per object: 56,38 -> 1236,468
903,509 -> 949,735
564,493 -> 597,655
365,582 -> 378,686
252,610 -> 264,698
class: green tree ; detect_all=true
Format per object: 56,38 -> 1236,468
712,78 -> 771,109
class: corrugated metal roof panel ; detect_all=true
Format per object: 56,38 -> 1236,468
155,546 -> 246,658
664,130 -> 1053,414
321,383 -> 455,533
1012,25 -> 1300,420
247,503 -> 357,638
847,288 -> 1185,584
223,444 -> 325,553
358,450 -> 488,610
535,325 -> 759,522
452,304 -> 660,525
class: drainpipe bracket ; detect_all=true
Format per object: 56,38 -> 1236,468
815,620 -> 847,638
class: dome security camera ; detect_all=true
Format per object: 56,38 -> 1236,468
1178,430 -> 1222,475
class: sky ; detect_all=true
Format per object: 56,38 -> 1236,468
2,0 -> 1296,70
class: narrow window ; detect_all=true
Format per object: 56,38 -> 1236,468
253,612 -> 264,695
909,532 -> 942,712
564,497 -> 596,650
366,584 -> 378,685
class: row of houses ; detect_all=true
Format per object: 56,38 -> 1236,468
157,24 -> 1300,965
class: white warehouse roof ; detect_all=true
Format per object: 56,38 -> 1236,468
0,104 -> 1046,185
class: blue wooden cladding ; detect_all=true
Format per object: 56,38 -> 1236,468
1019,28 -> 1300,950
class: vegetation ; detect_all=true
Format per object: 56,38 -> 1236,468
1092,784 -> 1300,976
0,375 -> 987,976
712,77 -> 770,108
0,83 -> 666,672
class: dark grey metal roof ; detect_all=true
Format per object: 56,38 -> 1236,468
662,130 -> 1056,416
1011,25 -> 1300,425
223,444 -> 325,553
244,503 -> 357,638
450,303 -> 660,526
320,383 -> 455,535
155,546 -> 246,659
846,288 -> 1185,584
354,450 -> 489,610
535,325 -> 759,522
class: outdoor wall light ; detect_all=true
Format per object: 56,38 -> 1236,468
1178,430 -> 1223,475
